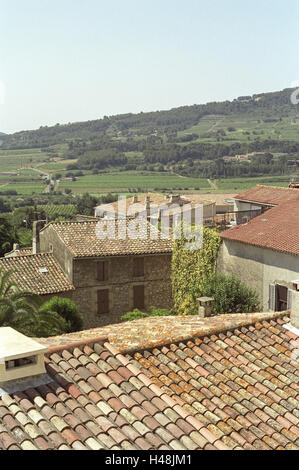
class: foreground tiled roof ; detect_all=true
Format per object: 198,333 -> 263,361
0,339 -> 229,450
127,314 -> 299,450
0,253 -> 75,295
234,185 -> 299,206
220,201 -> 299,255
0,312 -> 297,450
44,220 -> 173,258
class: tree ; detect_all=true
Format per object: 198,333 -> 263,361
0,218 -> 17,256
76,193 -> 98,216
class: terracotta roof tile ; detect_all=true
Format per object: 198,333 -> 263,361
0,253 -> 74,295
1,312 -> 297,450
42,219 -> 173,258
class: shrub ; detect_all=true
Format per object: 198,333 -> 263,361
121,306 -> 173,322
201,273 -> 260,314
39,297 -> 83,332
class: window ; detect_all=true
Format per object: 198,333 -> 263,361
133,285 -> 145,310
97,289 -> 109,315
133,257 -> 144,277
269,284 -> 292,312
97,261 -> 108,282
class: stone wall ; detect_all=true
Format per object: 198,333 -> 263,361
71,254 -> 173,329
40,225 -> 73,282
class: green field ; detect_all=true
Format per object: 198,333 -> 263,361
59,171 -> 211,193
216,176 -> 290,191
178,113 -> 299,145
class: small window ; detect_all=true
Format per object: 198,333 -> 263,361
5,356 -> 37,370
133,285 -> 145,310
97,261 -> 108,282
133,257 -> 144,277
97,289 -> 109,315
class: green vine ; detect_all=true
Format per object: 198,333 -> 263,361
171,226 -> 221,315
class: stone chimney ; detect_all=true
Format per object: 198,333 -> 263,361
170,195 -> 181,204
145,196 -> 151,217
197,297 -> 214,318
0,328 -> 47,386
32,220 -> 46,254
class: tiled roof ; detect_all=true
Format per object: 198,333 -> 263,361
44,220 -> 173,258
127,315 -> 299,450
220,201 -> 299,255
0,253 -> 75,295
0,340 -> 229,450
0,312 -> 297,450
234,185 -> 299,206
97,193 -> 217,219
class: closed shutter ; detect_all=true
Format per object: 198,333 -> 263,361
133,258 -> 144,277
98,289 -> 109,315
287,289 -> 293,311
97,261 -> 108,281
269,284 -> 276,312
133,285 -> 145,310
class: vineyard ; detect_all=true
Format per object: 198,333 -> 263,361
37,204 -> 76,219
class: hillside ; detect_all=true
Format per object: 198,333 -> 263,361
1,88 -> 297,148
0,88 -> 298,199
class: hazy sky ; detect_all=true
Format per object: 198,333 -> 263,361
1,0 -> 299,134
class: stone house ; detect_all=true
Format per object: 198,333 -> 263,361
0,219 -> 173,329
95,193 -> 217,226
217,185 -> 299,312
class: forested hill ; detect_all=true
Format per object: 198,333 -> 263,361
1,88 -> 296,148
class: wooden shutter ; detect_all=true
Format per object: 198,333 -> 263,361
269,284 -> 276,312
97,261 -> 108,281
133,257 -> 144,277
287,289 -> 293,311
97,289 -> 109,315
133,285 -> 145,310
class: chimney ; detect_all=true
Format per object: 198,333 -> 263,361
197,297 -> 214,318
32,220 -> 46,254
290,281 -> 299,329
170,195 -> 181,204
0,328 -> 47,387
145,196 -> 151,218
133,195 -> 138,204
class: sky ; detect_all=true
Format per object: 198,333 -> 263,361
1,0 -> 299,134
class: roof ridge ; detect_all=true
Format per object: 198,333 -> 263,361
0,251 -> 53,261
37,311 -> 289,354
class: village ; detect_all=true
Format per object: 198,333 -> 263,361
0,184 -> 298,451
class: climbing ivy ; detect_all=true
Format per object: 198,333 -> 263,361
171,225 -> 221,316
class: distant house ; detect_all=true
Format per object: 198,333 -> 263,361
217,185 -> 299,312
94,193 -> 217,226
0,220 -> 173,329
